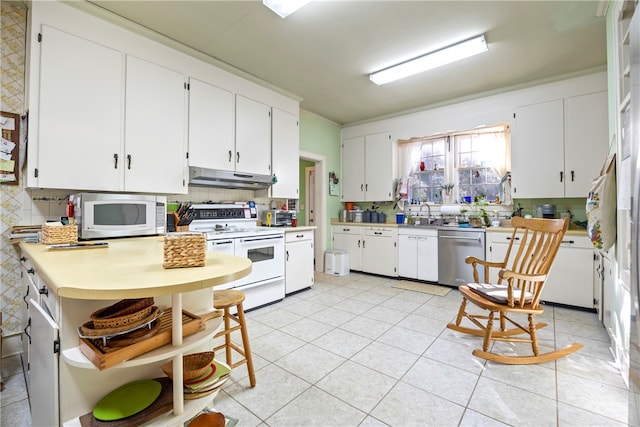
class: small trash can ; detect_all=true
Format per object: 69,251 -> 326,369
325,250 -> 350,275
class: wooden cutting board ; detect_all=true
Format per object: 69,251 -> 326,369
79,309 -> 204,370
79,377 -> 172,427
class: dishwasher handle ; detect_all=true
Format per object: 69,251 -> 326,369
439,235 -> 483,243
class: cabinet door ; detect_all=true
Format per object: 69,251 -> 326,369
341,136 -> 366,201
29,299 -> 59,427
485,232 -> 511,283
333,231 -> 362,271
565,91 -> 608,197
398,235 -> 418,278
35,25 -> 122,191
235,95 -> 271,175
188,78 -> 234,171
362,231 -> 397,277
286,239 -> 314,294
542,242 -> 594,308
512,99 -> 564,198
417,235 -> 438,282
125,55 -> 187,194
271,108 -> 299,199
365,132 -> 394,201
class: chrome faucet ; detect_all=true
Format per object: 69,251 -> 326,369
419,203 -> 431,222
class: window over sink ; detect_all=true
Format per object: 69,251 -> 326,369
398,124 -> 510,204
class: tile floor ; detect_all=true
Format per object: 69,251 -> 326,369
1,272 -> 630,426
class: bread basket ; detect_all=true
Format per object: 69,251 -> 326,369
90,298 -> 155,329
161,351 -> 215,381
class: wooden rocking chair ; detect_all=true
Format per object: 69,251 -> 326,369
447,216 -> 583,364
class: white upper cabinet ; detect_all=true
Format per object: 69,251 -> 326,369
235,95 -> 272,176
27,2 -> 299,194
342,132 -> 395,202
511,99 -> 565,198
341,136 -> 366,201
124,55 -> 187,194
564,91 -> 609,197
32,25 -> 123,191
512,91 -> 608,198
187,78 -> 234,171
271,108 -> 299,199
29,27 -> 188,193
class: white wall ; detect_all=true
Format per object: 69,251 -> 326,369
342,72 -> 607,140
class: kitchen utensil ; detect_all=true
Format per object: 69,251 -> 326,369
378,212 -> 386,223
371,211 -> 378,223
363,210 -> 371,223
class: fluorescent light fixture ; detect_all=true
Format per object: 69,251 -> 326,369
263,0 -> 311,18
369,34 -> 488,85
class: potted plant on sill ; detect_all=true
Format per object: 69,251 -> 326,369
462,197 -> 490,228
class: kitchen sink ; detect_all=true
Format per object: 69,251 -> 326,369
399,218 -> 445,228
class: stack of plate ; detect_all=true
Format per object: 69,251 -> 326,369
161,353 -> 231,400
182,360 -> 231,399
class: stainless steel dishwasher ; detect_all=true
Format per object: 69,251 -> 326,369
438,228 -> 486,287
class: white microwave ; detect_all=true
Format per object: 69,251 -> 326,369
71,193 -> 166,240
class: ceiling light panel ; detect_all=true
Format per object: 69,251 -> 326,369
263,0 -> 312,18
370,34 -> 488,85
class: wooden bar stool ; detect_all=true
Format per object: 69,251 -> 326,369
213,290 -> 256,387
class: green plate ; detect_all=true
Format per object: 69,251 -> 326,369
93,379 -> 162,421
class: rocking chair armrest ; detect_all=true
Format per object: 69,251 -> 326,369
499,269 -> 549,283
464,257 -> 505,269
466,257 -> 506,284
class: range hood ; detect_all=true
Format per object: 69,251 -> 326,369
189,167 -> 273,190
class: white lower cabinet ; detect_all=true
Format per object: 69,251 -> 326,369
332,225 -> 397,277
29,299 -> 59,427
362,227 -> 398,277
398,228 -> 438,281
486,231 -> 594,308
332,226 -> 363,271
285,230 -> 314,294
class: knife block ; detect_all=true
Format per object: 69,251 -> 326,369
173,212 -> 189,232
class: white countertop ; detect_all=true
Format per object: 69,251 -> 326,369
19,236 -> 252,300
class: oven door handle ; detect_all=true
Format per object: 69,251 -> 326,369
236,276 -> 283,290
239,235 -> 284,243
211,240 -> 234,246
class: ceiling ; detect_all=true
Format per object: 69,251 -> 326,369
86,0 -> 607,126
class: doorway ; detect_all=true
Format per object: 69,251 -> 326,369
300,150 -> 326,273
305,166 -> 316,227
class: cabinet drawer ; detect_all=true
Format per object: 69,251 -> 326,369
21,257 -> 39,290
39,281 -> 60,324
332,226 -> 362,235
286,230 -> 313,243
364,227 -> 395,238
559,235 -> 590,249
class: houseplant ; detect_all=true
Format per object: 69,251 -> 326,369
462,197 -> 490,227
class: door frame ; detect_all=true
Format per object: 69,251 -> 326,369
305,165 -> 315,227
300,150 -> 326,273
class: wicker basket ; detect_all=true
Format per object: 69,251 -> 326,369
161,351 -> 215,381
41,223 -> 78,245
163,233 -> 206,269
90,298 -> 155,329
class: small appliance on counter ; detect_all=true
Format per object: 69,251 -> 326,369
261,210 -> 295,227
536,204 -> 556,219
71,193 -> 166,240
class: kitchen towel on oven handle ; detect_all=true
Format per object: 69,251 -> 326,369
586,153 -> 616,251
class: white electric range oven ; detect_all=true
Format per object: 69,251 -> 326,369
188,204 -> 285,310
